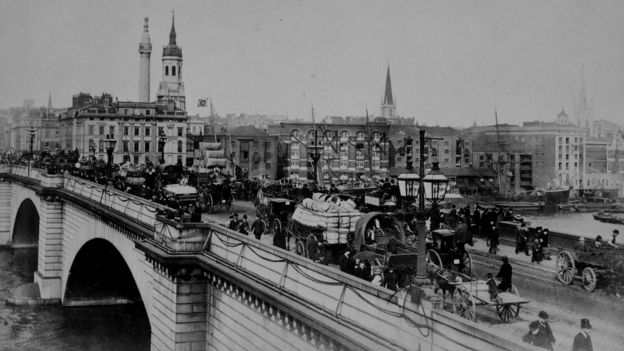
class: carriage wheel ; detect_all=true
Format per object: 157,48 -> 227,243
452,289 -> 476,321
273,218 -> 282,235
295,239 -> 306,257
206,194 -> 214,213
461,251 -> 473,276
556,251 -> 575,285
305,234 -> 322,261
496,303 -> 520,323
582,267 -> 597,292
426,249 -> 443,269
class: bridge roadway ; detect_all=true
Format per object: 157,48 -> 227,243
0,165 -> 534,351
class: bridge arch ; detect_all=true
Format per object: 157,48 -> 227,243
64,238 -> 152,334
12,198 -> 40,247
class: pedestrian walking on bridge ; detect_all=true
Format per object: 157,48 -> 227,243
524,311 -> 556,350
496,256 -> 512,292
572,318 -> 593,351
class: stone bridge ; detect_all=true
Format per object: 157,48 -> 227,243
0,165 -> 534,351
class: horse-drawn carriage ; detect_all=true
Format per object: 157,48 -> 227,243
433,270 -> 528,323
426,229 -> 473,275
256,197 -> 296,238
556,245 -> 624,292
196,175 -> 233,213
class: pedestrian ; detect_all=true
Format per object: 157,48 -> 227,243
496,256 -> 512,292
572,318 -> 593,351
486,273 -> 499,301
608,229 -> 619,247
516,223 -> 530,256
227,213 -> 239,231
251,214 -> 265,240
541,228 -> 552,260
272,224 -> 287,249
531,237 -> 543,264
338,249 -> 354,275
238,214 -> 250,235
488,222 -> 499,254
594,235 -> 603,249
524,311 -> 556,350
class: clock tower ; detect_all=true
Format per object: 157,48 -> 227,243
156,12 -> 186,111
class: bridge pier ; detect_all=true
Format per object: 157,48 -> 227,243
0,181 -> 11,245
151,266 -> 209,351
34,196 -> 64,301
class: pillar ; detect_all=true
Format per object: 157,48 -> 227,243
151,267 -> 209,351
0,181 -> 11,245
34,196 -> 64,299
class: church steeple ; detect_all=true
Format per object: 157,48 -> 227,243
157,10 -> 185,111
380,65 -> 396,119
169,11 -> 177,45
383,65 -> 393,105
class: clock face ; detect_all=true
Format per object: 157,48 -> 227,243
134,109 -> 141,116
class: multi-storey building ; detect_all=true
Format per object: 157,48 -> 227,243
267,121 -> 391,183
58,16 -> 188,165
469,117 -> 587,193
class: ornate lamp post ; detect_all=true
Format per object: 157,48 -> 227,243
158,130 -> 168,165
28,126 -> 36,177
103,134 -> 117,177
414,129 -> 449,282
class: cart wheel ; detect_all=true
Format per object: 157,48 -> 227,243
461,251 -> 473,275
496,303 -> 520,323
273,218 -> 282,235
556,251 -> 575,285
306,234 -> 322,261
452,289 -> 476,321
295,239 -> 306,257
206,194 -> 214,214
582,267 -> 597,292
426,249 -> 443,269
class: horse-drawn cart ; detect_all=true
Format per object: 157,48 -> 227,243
555,245 -> 624,292
435,270 -> 528,323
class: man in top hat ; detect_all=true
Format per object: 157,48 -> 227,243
496,256 -> 513,292
572,318 -> 593,351
528,311 -> 556,350
574,236 -> 588,252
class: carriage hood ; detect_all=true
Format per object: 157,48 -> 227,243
353,212 -> 405,251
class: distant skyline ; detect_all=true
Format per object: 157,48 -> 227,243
1,0 -> 623,127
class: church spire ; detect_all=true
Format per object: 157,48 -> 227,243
383,65 -> 393,105
169,11 -> 176,45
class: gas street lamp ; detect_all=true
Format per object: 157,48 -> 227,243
158,130 -> 168,165
413,129 -> 449,282
28,126 -> 36,177
103,134 -> 117,177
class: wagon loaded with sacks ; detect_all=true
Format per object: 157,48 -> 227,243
287,193 -> 360,261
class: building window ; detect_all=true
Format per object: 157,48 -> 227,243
356,161 -> 364,168
290,160 -> 298,168
165,66 -> 169,75
145,127 -> 150,136
242,151 -> 249,159
134,141 -> 140,152
178,127 -> 183,137
134,126 -> 140,136
558,162 -> 562,170
144,141 -> 150,153
134,155 -> 139,164
123,141 -> 129,152
99,140 -> 104,152
265,163 -> 271,171
158,127 -> 164,136
88,125 -> 94,135
124,109 -> 129,115
124,126 -> 129,136
172,66 -> 176,76
444,148 -> 449,154
99,126 -> 105,135
109,126 -> 115,136
177,140 -> 183,152
145,110 -> 150,115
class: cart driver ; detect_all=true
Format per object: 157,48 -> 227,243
608,229 -> 619,247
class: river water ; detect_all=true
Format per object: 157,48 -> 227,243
524,212 -> 624,240
0,248 -> 150,351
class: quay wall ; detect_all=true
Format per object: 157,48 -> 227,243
497,221 -> 595,249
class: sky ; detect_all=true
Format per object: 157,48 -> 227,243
0,0 -> 623,127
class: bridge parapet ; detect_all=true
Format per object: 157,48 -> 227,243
155,216 -> 211,252
63,175 -> 172,228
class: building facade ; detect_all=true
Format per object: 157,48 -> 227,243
57,16 -> 188,166
267,121 -> 391,183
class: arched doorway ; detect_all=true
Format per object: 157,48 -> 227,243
12,198 -> 39,247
